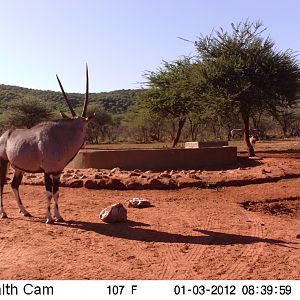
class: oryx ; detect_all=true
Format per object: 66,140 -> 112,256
0,65 -> 94,224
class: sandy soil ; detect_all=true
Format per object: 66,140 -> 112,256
0,143 -> 300,280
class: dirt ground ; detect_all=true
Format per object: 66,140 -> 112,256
0,140 -> 300,280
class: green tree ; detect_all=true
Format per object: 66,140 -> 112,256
270,104 -> 299,137
126,106 -> 166,143
1,96 -> 54,129
106,114 -> 124,142
195,20 -> 300,156
142,57 -> 203,147
85,104 -> 113,143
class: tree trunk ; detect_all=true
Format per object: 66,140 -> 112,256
227,124 -> 231,141
282,119 -> 288,138
190,124 -> 197,141
241,109 -> 255,157
188,117 -> 198,141
211,123 -> 217,139
172,118 -> 186,147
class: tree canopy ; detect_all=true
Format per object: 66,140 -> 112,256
195,20 -> 300,156
142,57 -> 204,146
1,96 -> 54,129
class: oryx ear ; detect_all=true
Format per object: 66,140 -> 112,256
60,111 -> 70,119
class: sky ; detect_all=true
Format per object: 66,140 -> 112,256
0,0 -> 300,93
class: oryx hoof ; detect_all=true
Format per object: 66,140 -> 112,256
24,212 -> 32,217
55,217 -> 65,222
46,218 -> 55,225
1,212 -> 8,219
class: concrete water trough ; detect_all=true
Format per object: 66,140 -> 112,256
68,146 -> 237,170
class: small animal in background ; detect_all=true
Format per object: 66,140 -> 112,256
250,135 -> 256,146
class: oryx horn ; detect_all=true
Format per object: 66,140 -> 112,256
56,74 -> 77,117
81,64 -> 89,117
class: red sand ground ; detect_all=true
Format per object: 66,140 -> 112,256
0,141 -> 299,280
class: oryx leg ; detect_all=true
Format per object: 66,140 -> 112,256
11,169 -> 32,217
53,174 -> 64,222
0,158 -> 8,218
44,173 -> 63,224
44,173 -> 54,224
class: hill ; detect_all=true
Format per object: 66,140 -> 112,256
0,84 -> 141,114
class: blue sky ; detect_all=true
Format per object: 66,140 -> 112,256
0,0 -> 299,92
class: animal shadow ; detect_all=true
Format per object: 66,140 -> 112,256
57,220 -> 294,247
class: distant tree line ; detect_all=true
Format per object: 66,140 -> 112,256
1,20 -> 300,157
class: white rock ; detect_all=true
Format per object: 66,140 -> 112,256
127,198 -> 152,208
99,203 -> 127,223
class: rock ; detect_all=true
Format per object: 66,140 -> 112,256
159,173 -> 171,179
94,174 -> 103,179
100,203 -> 127,223
62,173 -> 73,179
189,174 -> 201,180
176,174 -> 203,188
26,174 -> 37,179
106,178 -> 126,190
169,170 -> 178,176
172,174 -> 181,179
69,180 -> 84,188
144,178 -> 168,189
261,169 -> 272,174
129,172 -> 141,177
74,169 -> 83,175
168,179 -> 178,189
111,167 -> 121,173
127,198 -> 152,208
84,179 -> 107,189
23,179 -> 44,186
124,179 -> 143,189
61,180 -> 83,188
